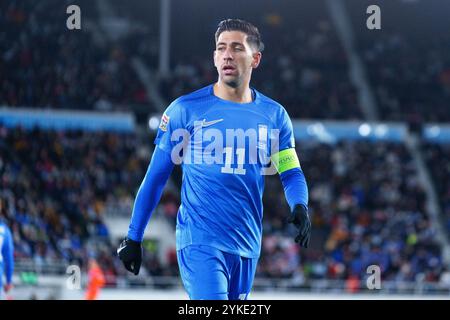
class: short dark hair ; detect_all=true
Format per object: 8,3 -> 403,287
215,19 -> 264,52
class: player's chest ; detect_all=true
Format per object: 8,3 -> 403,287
185,107 -> 278,160
186,106 -> 274,135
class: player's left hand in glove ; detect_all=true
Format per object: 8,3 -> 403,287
117,238 -> 142,275
287,204 -> 311,248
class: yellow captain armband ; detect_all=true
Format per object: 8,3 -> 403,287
271,148 -> 301,174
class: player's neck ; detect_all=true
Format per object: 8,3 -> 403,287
213,82 -> 253,104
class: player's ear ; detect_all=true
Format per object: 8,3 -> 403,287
251,51 -> 262,69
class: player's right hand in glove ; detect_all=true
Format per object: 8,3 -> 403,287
117,238 -> 143,275
287,204 -> 311,248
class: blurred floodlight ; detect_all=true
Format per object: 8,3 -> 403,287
148,116 -> 160,130
428,125 -> 441,137
306,122 -> 336,143
374,124 -> 388,137
359,123 -> 371,136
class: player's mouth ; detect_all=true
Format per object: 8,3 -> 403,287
222,64 -> 237,75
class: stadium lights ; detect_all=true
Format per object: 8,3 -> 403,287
428,125 -> 441,137
374,124 -> 388,137
307,123 -> 326,136
148,116 -> 161,131
358,123 -> 372,137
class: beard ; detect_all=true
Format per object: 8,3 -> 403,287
222,75 -> 242,88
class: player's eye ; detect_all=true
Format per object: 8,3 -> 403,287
217,47 -> 225,51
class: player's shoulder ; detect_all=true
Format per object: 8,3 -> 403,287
162,85 -> 213,127
254,89 -> 290,119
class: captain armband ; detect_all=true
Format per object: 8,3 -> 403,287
271,148 -> 301,174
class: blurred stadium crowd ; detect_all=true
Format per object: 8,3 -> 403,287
0,124 -> 181,283
1,0 -> 450,292
260,141 -> 444,286
0,0 -> 149,111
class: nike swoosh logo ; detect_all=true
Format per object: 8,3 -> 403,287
201,118 -> 224,127
117,246 -> 125,255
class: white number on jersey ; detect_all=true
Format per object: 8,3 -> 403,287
221,147 -> 246,175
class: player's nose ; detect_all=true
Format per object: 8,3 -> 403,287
223,48 -> 234,60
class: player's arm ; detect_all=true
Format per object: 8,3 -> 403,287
2,226 -> 14,291
272,148 -> 311,248
118,146 -> 175,275
118,100 -> 186,275
272,148 -> 309,212
273,107 -> 311,248
128,146 -> 175,241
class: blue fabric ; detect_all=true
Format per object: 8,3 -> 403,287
154,84 -> 296,258
280,167 -> 309,212
127,146 -> 174,241
0,221 -> 14,287
177,244 -> 258,300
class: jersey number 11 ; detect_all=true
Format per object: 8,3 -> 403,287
221,147 -> 246,175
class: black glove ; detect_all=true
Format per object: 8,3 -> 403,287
287,205 -> 311,248
117,238 -> 143,275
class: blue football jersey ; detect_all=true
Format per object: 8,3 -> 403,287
0,221 -> 14,287
154,84 -> 295,258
